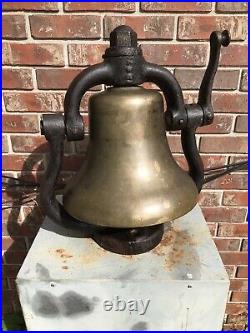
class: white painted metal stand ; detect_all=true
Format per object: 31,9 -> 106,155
16,204 -> 229,331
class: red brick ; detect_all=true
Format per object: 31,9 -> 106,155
220,252 -> 248,265
216,2 -> 248,13
62,155 -> 85,171
36,68 -> 101,90
104,16 -> 174,40
200,136 -> 247,154
227,313 -> 248,326
2,68 -> 33,90
217,223 -> 248,237
235,115 -> 248,133
175,69 -> 239,90
64,2 -> 135,12
2,114 -> 39,133
236,266 -> 248,278
226,303 -> 248,315
178,16 -> 247,41
2,14 -> 26,39
2,154 -> 44,171
198,191 -> 222,207
214,238 -> 240,251
3,92 -> 64,112
2,135 -> 9,153
207,223 -> 217,236
220,45 -> 248,66
213,93 -> 247,113
30,15 -> 101,39
2,2 -> 58,11
240,70 -> 248,92
197,115 -> 233,134
231,292 -> 248,302
141,2 -> 212,12
142,44 -> 208,66
167,135 -> 183,153
202,155 -> 227,169
223,191 -> 248,206
230,279 -> 248,291
68,44 -> 107,66
11,135 -> 48,153
203,207 -> 247,223
3,42 -> 64,66
204,174 -> 248,190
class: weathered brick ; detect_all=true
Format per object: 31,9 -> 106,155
62,155 -> 85,171
201,155 -> 227,169
207,223 -> 217,236
2,154 -> 44,171
217,223 -> 248,237
223,191 -> 248,206
220,45 -> 248,66
230,279 -> 248,291
231,292 -> 248,302
241,239 -> 248,251
64,2 -> 135,12
214,239 -> 240,251
104,16 -> 174,40
236,266 -> 248,278
11,135 -> 48,153
3,92 -> 64,112
2,135 -> 9,153
178,16 -> 247,41
226,303 -> 248,315
2,114 -> 39,133
141,2 -> 212,12
200,136 -> 247,153
240,70 -> 248,92
142,44 -> 208,66
2,2 -> 58,11
204,174 -> 248,190
198,191 -> 222,206
36,68 -> 101,90
212,93 -> 247,113
2,68 -> 33,90
216,2 -> 248,13
203,207 -> 247,223
224,265 -> 235,278
175,69 -> 239,90
3,42 -> 64,66
68,44 -> 107,66
220,252 -> 248,265
30,15 -> 101,39
197,115 -> 233,134
2,15 -> 26,39
235,115 -> 248,133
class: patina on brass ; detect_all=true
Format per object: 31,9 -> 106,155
63,87 -> 198,228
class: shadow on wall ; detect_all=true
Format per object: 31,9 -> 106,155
2,139 -> 88,317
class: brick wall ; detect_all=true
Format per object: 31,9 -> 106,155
2,2 -> 248,329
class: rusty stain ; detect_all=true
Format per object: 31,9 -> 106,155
62,266 -> 68,270
54,249 -> 73,259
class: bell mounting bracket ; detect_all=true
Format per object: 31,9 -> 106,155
40,25 -> 231,223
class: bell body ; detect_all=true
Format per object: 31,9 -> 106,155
63,87 -> 198,228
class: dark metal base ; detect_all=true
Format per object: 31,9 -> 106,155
92,224 -> 164,255
58,203 -> 164,255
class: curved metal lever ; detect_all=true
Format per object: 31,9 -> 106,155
198,30 -> 231,125
181,30 -> 231,192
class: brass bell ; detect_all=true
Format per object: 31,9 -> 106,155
63,86 -> 198,228
40,25 -> 230,254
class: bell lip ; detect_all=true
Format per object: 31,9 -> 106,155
62,197 -> 198,229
